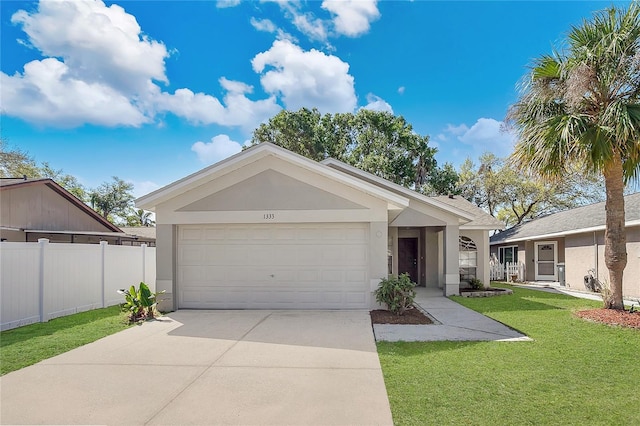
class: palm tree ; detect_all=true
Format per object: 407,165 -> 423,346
508,3 -> 640,309
135,209 -> 155,227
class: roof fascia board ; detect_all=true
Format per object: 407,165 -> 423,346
461,224 -> 505,231
321,158 -> 475,221
490,219 -> 640,245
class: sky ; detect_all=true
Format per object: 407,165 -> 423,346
0,0 -> 627,197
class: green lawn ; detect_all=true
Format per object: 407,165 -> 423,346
0,306 -> 130,375
378,284 -> 640,425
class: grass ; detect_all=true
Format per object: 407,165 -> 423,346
378,284 -> 640,425
0,305 -> 130,375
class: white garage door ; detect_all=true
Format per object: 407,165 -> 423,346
177,223 -> 370,309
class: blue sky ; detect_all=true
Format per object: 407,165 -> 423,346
0,0 -> 625,197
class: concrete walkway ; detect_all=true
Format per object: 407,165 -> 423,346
0,310 -> 392,426
373,287 -> 530,342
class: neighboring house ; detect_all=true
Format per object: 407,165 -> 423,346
0,177 -> 138,245
119,227 -> 157,247
136,143 -> 503,311
490,193 -> 640,299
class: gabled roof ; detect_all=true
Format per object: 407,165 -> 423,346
1,178 -> 122,233
322,158 -> 503,228
433,195 -> 504,229
136,142 -> 410,211
490,192 -> 640,244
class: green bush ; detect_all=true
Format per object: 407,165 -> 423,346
118,282 -> 165,323
374,273 -> 417,316
469,278 -> 484,290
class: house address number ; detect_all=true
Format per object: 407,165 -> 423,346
263,213 -> 275,220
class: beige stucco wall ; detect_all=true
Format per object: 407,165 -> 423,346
565,227 -> 640,299
1,184 -> 112,233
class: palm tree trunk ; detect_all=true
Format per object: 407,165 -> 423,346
603,154 -> 627,310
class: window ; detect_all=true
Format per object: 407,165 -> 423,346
459,236 -> 477,283
498,246 -> 518,264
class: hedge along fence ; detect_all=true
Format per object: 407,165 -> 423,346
0,240 -> 156,331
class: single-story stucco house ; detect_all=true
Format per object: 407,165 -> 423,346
136,143 -> 503,310
490,192 -> 640,299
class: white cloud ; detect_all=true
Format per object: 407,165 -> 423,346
442,118 -> 516,158
321,0 -> 380,37
131,180 -> 161,198
252,39 -> 356,113
216,0 -> 242,8
1,58 -> 149,127
250,16 -> 297,41
445,123 -> 470,136
250,17 -> 277,32
361,93 -> 393,113
2,0 -> 280,131
292,13 -> 328,41
191,134 -> 243,164
155,78 -> 280,130
11,0 -> 168,94
397,86 -> 405,95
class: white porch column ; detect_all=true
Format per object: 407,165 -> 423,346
443,225 -> 460,296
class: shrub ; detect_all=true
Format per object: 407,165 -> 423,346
374,273 -> 416,316
469,278 -> 484,290
118,282 -> 165,323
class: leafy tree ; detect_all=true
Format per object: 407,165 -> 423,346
250,108 -> 452,193
458,153 -> 508,216
507,3 -> 640,309
420,162 -> 460,196
0,141 -> 87,201
459,153 -> 605,227
0,141 -> 41,179
125,209 -> 155,227
89,177 -> 135,223
39,162 -> 87,201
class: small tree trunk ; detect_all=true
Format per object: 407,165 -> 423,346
603,155 -> 627,310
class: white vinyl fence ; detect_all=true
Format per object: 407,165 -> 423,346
489,261 -> 526,282
0,239 -> 155,331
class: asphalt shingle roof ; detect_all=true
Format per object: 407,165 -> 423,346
490,192 -> 640,244
434,195 -> 505,228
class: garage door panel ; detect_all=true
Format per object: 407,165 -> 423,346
178,223 -> 370,309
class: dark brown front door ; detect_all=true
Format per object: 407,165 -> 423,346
398,237 -> 418,283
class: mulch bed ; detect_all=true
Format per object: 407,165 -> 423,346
575,308 -> 640,329
370,307 -> 433,325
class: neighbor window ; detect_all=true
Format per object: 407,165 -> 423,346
498,246 -> 518,264
459,236 -> 477,283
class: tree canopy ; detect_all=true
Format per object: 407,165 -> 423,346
1,141 -> 86,200
250,108 -> 457,194
458,153 -> 605,227
507,3 -> 640,309
89,177 -> 135,222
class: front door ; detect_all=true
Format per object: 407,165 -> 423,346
398,237 -> 419,284
534,241 -> 557,281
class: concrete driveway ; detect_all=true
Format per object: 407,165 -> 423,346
0,310 -> 392,425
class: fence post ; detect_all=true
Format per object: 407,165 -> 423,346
38,238 -> 49,323
100,241 -> 108,308
141,244 -> 147,284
